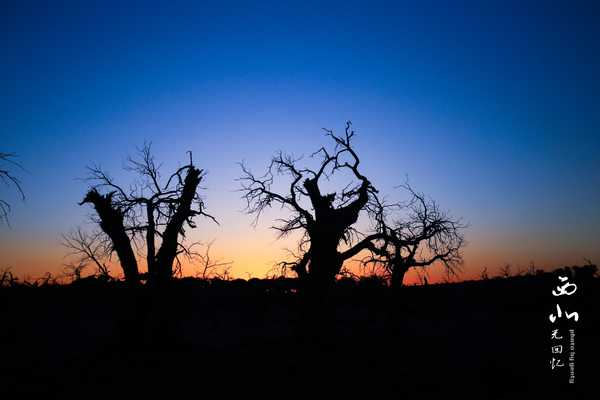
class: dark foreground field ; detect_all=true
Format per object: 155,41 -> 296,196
1,273 -> 597,399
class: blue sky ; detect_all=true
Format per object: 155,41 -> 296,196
1,1 -> 599,280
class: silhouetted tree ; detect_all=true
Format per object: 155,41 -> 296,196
61,227 -> 112,280
499,263 -> 512,278
575,259 -> 598,280
195,240 -> 233,279
79,144 -> 216,285
480,267 -> 489,280
363,184 -> 465,288
0,267 -> 19,287
0,152 -> 25,225
239,122 -> 384,288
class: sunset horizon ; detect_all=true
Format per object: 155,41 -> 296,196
2,2 -> 598,397
2,3 -> 600,285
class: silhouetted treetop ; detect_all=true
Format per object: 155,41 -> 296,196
363,184 -> 466,288
239,122 -> 467,289
77,143 -> 216,285
239,122 -> 385,286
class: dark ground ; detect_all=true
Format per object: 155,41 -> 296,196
1,272 -> 597,399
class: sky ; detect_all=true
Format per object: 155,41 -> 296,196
1,1 -> 599,283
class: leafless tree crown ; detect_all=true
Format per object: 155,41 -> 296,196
77,143 -> 216,284
363,184 -> 466,287
239,123 -> 466,287
239,122 -> 388,285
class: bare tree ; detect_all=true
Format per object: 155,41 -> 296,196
480,267 -> 489,280
499,263 -> 512,278
0,152 -> 25,225
62,260 -> 88,282
0,267 -> 19,287
363,184 -> 466,288
195,240 -> 233,279
239,122 -> 384,288
61,227 -> 112,280
78,143 -> 217,285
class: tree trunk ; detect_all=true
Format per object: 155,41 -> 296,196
391,265 -> 409,290
146,201 -> 157,282
292,252 -> 310,280
307,245 -> 342,289
154,167 -> 202,283
80,189 -> 139,285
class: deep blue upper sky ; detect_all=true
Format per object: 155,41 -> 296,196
1,1 -> 599,279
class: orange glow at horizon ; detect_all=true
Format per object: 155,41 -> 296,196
1,204 -> 597,284
0,231 -> 591,284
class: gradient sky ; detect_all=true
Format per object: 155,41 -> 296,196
1,1 -> 599,283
